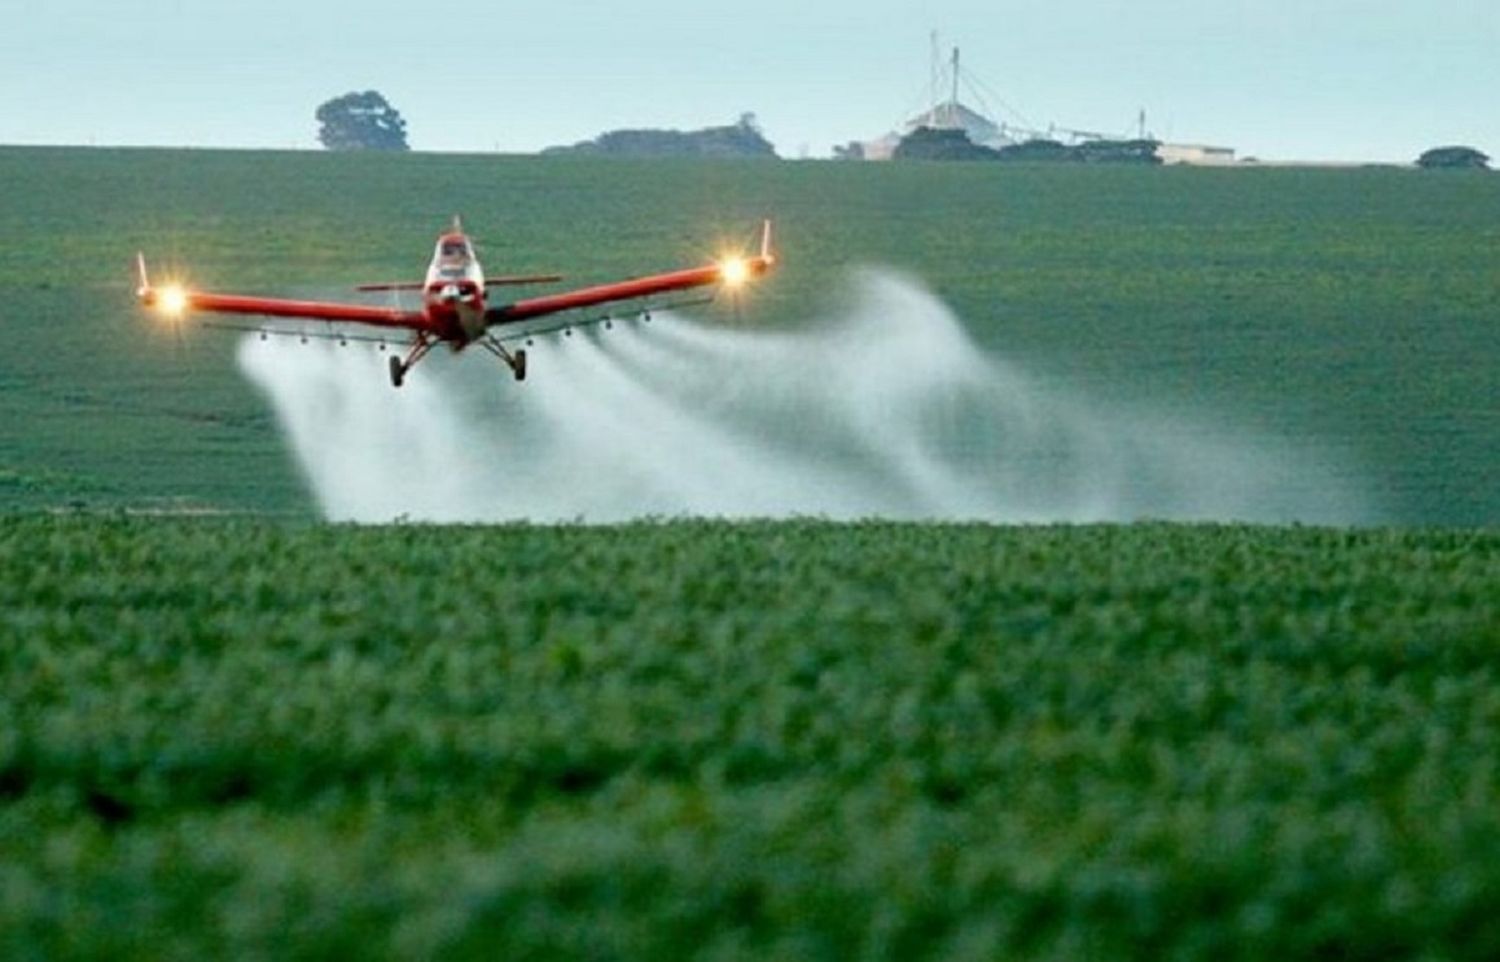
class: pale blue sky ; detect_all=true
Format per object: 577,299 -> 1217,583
1,0 -> 1495,161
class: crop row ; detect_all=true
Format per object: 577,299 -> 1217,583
1,516 -> 1496,958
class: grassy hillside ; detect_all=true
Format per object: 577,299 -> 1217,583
2,516 -> 1497,959
0,147 -> 1495,523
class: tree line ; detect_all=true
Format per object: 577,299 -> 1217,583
310,90 -> 1491,169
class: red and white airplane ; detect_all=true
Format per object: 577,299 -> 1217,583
136,219 -> 775,387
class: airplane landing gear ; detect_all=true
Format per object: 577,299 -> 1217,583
480,336 -> 526,382
390,334 -> 435,389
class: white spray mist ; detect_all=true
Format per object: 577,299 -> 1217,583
236,270 -> 1369,524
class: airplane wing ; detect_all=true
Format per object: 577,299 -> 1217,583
136,255 -> 432,332
484,220 -> 775,328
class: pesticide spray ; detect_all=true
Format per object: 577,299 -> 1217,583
237,270 -> 1369,524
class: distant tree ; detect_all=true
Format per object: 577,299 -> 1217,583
996,138 -> 1074,163
316,91 -> 409,151
832,141 -> 866,161
542,114 -> 777,159
993,137 -> 1163,165
892,127 -> 1001,162
1072,138 -> 1163,165
1416,146 -> 1490,170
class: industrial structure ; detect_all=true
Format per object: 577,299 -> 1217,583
860,45 -> 1018,160
857,37 -> 1236,165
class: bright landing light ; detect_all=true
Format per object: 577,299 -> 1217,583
157,284 -> 188,316
719,256 -> 750,288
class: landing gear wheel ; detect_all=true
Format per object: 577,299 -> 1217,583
389,355 -> 405,388
512,349 -> 527,382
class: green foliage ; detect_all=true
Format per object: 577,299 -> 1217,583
832,140 -> 865,160
316,91 -> 409,152
996,138 -> 1164,165
893,126 -> 1002,162
894,133 -> 1164,165
0,148 -> 1496,522
1070,138 -> 1163,165
995,137 -> 1073,162
1417,146 -> 1490,170
545,113 -> 778,158
0,516 -> 1497,958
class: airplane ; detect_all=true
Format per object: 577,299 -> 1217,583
136,218 -> 776,387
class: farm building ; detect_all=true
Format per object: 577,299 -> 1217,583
1157,143 -> 1238,165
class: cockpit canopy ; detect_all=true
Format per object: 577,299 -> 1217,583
437,237 -> 473,262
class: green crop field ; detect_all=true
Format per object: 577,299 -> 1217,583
2,516 -> 1497,959
1,148 -> 1497,958
0,146 -> 1496,523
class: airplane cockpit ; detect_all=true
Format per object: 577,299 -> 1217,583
431,236 -> 478,283
437,239 -> 472,262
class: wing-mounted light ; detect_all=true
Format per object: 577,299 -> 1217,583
719,256 -> 751,288
717,221 -> 776,289
717,220 -> 777,289
135,253 -> 191,317
156,284 -> 189,316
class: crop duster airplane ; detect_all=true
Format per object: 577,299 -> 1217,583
136,219 -> 775,387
